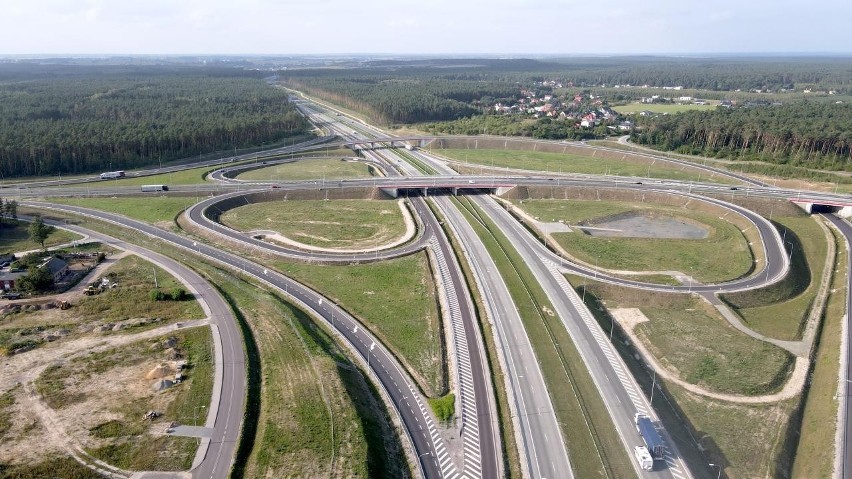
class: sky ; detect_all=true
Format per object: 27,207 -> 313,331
3,0 -> 851,56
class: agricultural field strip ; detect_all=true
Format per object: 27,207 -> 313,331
428,235 -> 482,477
26,202 -> 460,479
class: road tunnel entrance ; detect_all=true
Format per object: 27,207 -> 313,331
810,203 -> 841,214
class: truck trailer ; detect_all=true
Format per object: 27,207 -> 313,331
140,184 -> 169,192
635,413 -> 665,459
99,170 -> 125,180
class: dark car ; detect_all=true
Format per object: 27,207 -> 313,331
1,292 -> 22,300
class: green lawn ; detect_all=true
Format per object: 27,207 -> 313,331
517,199 -> 754,283
0,221 -> 83,254
791,226 -> 845,477
220,199 -> 408,250
669,386 -> 798,479
727,216 -> 828,340
278,253 -> 445,397
46,197 -> 193,224
237,158 -> 373,182
438,148 -> 712,182
612,102 -> 718,114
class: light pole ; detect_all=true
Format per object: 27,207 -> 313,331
709,463 -> 722,479
649,368 -> 657,406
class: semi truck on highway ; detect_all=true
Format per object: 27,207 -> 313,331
140,184 -> 169,192
99,170 -> 125,179
635,413 -> 665,465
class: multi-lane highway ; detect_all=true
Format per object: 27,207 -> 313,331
17,90 -> 852,479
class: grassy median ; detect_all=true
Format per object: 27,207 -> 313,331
455,196 -> 635,479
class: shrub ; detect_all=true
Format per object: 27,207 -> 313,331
150,289 -> 166,301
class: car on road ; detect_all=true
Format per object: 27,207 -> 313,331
1,292 -> 22,300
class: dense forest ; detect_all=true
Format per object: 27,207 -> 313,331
0,65 -> 309,178
285,75 -> 518,124
632,101 -> 852,169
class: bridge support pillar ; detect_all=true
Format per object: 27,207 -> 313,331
380,188 -> 399,198
452,187 -> 459,195
792,201 -> 814,214
422,187 -> 428,197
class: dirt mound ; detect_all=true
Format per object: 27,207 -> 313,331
151,379 -> 174,392
145,363 -> 175,380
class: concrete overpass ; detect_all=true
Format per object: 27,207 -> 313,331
379,180 -> 516,198
344,137 -> 434,151
791,197 -> 852,217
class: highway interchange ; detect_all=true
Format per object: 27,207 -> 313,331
8,93 -> 852,479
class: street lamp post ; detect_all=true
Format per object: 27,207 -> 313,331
709,463 -> 722,479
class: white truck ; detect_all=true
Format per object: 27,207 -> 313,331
634,445 -> 654,471
140,184 -> 169,192
99,170 -> 125,180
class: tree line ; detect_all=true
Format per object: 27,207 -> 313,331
631,101 -> 852,170
0,65 -> 310,178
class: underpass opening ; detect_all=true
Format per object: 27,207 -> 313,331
396,187 -> 498,197
809,203 -> 841,214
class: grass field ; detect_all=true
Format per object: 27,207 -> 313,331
46,197 -> 193,224
237,158 -> 373,182
278,253 -> 445,397
455,196 -> 636,479
573,278 -> 793,395
72,254 -> 205,323
202,266 -> 409,478
0,221 -> 83,254
726,216 -> 828,340
439,148 -> 710,181
515,199 -> 753,283
220,199 -> 407,250
612,102 -> 718,114
791,226 -> 845,477
670,385 -> 798,479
